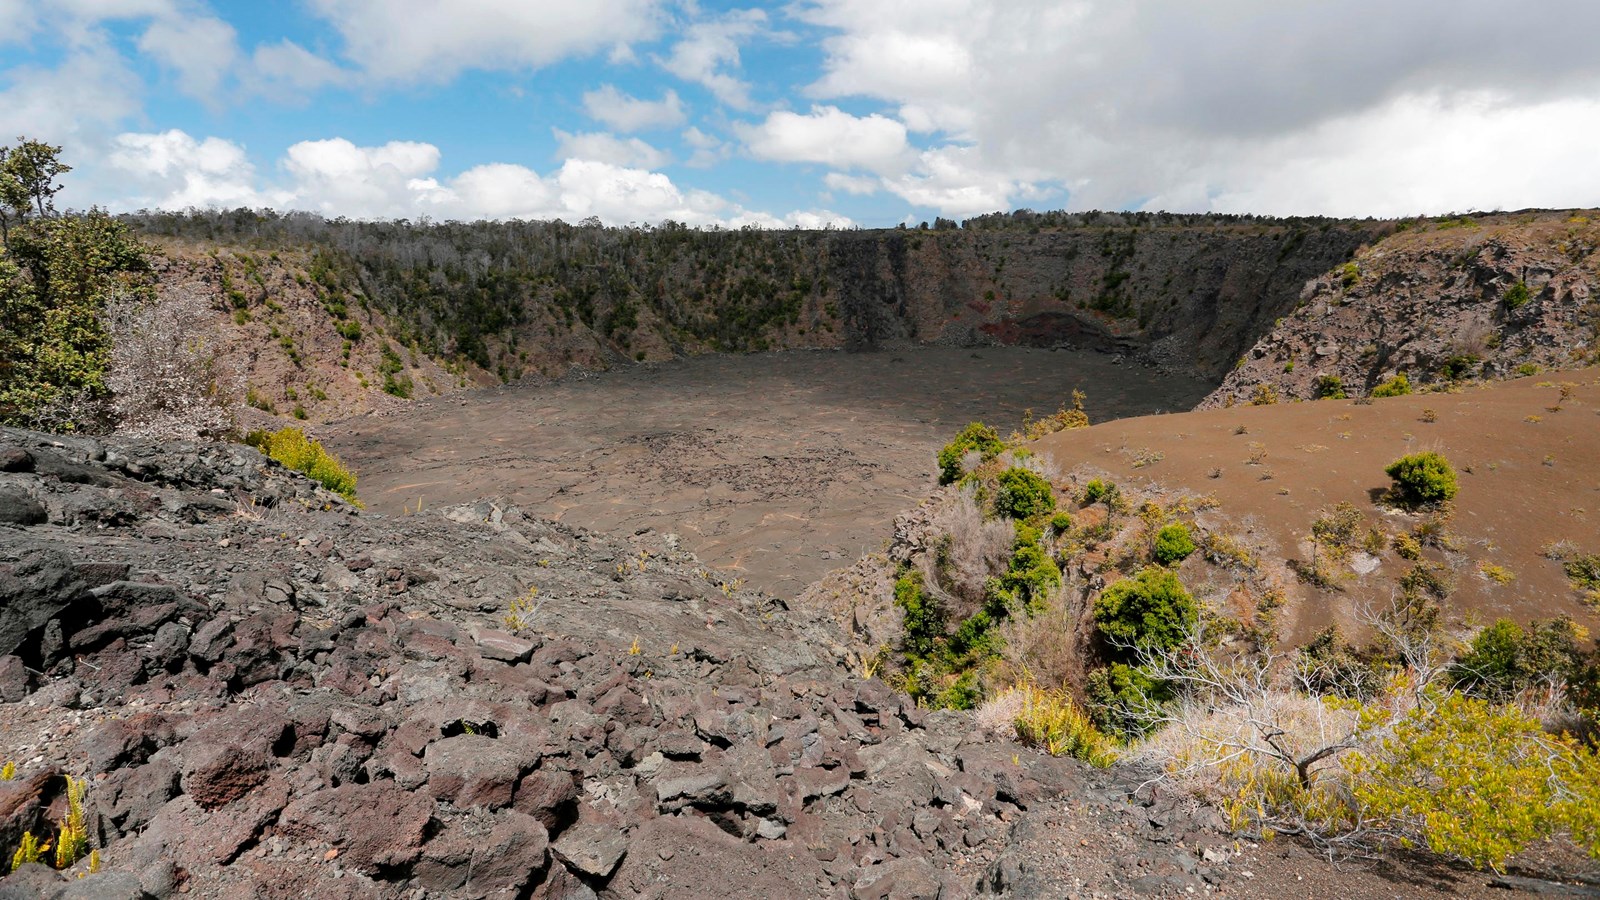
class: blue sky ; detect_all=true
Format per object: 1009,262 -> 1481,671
5,1 -> 1600,227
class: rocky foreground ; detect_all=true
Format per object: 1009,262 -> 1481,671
0,428 -> 1509,899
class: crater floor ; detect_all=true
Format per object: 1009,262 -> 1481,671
330,348 -> 1211,598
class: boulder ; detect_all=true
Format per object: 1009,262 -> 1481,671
0,486 -> 45,526
551,820 -> 629,880
181,743 -> 269,809
278,782 -> 433,875
424,734 -> 529,810
0,550 -> 86,659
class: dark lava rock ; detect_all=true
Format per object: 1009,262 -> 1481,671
0,486 -> 45,526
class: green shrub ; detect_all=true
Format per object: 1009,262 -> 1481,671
937,422 -> 1005,485
1438,354 -> 1479,381
994,467 -> 1055,519
1082,478 -> 1116,506
1086,662 -> 1172,739
1352,692 -> 1600,871
1449,618 -> 1587,702
1562,554 -> 1600,593
1504,280 -> 1531,309
378,343 -> 412,399
1249,383 -> 1279,406
1093,566 -> 1196,659
1386,451 -> 1459,505
894,572 -> 943,658
1313,375 -> 1347,400
989,524 -> 1062,610
335,319 -> 362,341
1371,373 -> 1412,398
1049,511 -> 1073,533
1152,523 -> 1196,566
244,427 -> 360,504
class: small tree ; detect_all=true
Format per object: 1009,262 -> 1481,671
1093,566 -> 1196,659
937,422 -> 1004,484
1152,523 -> 1196,566
1385,451 -> 1458,506
994,466 -> 1055,519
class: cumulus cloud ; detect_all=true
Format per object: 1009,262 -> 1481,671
306,0 -> 662,82
738,105 -> 910,173
136,12 -> 238,104
582,85 -> 686,132
552,129 -> 670,169
0,38 -> 140,152
245,40 -> 350,100
681,126 -> 731,168
795,0 -> 1600,215
657,8 -> 767,110
103,129 -> 851,228
107,130 -> 278,209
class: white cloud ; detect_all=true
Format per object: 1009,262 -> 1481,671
581,84 -> 686,132
0,0 -> 37,44
280,138 -> 441,218
101,130 -> 851,228
0,38 -> 141,151
738,105 -> 909,173
681,126 -> 730,168
823,172 -> 878,195
657,8 -> 766,110
552,129 -> 670,169
1205,92 -> 1600,217
306,0 -> 662,82
245,40 -> 349,100
136,13 -> 238,104
796,0 -> 1600,216
107,130 -> 276,209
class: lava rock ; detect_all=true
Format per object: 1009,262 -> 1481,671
0,486 -> 45,526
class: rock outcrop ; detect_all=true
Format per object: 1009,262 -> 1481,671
1203,211 -> 1600,407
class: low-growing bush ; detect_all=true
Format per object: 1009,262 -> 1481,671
988,524 -> 1061,611
1009,683 -> 1118,767
1152,523 -> 1196,566
1313,375 -> 1347,400
937,422 -> 1004,485
1087,662 -> 1172,739
1504,280 -> 1531,310
994,466 -> 1055,519
245,427 -> 360,503
1449,618 -> 1587,703
1352,692 -> 1600,871
1371,373 -> 1412,398
895,571 -> 943,658
1082,477 -> 1117,506
1094,567 -> 1196,659
1385,451 -> 1459,505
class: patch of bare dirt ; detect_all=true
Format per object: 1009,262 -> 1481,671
1035,368 -> 1600,641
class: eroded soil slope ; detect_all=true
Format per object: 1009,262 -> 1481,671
328,348 -> 1211,600
1044,369 -> 1600,642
